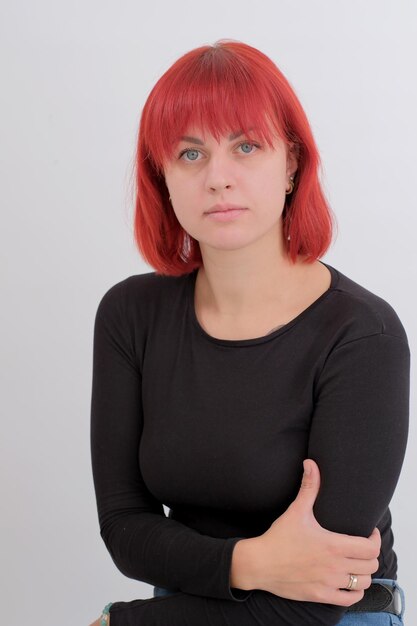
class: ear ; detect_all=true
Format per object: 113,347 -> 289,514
286,141 -> 299,177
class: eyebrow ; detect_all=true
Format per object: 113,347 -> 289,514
178,128 -> 254,145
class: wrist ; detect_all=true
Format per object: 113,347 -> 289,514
230,537 -> 263,591
100,602 -> 113,626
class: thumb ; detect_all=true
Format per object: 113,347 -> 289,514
293,459 -> 321,512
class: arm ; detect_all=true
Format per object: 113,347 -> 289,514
92,283 -> 410,626
90,281 -> 346,625
254,333 -> 410,603
308,333 -> 410,539
231,462 -> 380,604
90,279 -> 251,602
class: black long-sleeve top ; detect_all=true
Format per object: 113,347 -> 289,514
90,261 -> 410,625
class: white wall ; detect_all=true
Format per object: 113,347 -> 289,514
1,1 -> 416,624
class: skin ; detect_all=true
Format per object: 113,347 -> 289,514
232,459 -> 380,604
163,122 -> 334,342
163,123 -> 305,325
164,123 -> 297,257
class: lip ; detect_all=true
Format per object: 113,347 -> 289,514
204,208 -> 247,222
205,203 -> 247,214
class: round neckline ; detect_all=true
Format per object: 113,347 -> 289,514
186,260 -> 340,347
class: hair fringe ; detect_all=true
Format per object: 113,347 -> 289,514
131,39 -> 336,276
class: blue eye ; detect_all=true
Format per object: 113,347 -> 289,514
179,148 -> 200,161
239,142 -> 257,154
178,141 -> 260,162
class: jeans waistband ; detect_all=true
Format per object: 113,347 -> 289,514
345,578 -> 405,618
154,578 -> 405,619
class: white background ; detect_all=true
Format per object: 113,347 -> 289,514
1,1 -> 416,624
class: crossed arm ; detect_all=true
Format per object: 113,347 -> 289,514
89,285 -> 410,626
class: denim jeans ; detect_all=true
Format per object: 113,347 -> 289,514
337,578 -> 405,625
153,577 -> 406,624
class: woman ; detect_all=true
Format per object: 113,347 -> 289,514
89,40 -> 409,625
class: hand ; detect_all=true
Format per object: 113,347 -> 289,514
89,617 -> 109,626
251,459 -> 381,606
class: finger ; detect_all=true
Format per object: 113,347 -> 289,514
330,588 -> 365,607
337,573 -> 372,592
369,527 -> 382,550
330,533 -> 381,560
342,556 -> 380,576
292,459 -> 321,512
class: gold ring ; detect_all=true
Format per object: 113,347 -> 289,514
346,574 -> 358,590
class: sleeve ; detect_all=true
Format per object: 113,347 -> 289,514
90,279 -> 252,602
309,332 -> 410,538
93,286 -> 410,626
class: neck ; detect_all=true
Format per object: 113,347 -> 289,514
196,229 -> 310,317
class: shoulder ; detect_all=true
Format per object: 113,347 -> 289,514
92,271 -> 192,367
95,270 -> 192,322
323,264 -> 409,346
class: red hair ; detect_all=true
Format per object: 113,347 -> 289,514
132,39 -> 336,276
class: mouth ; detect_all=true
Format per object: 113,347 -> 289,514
204,207 -> 248,221
207,209 -> 246,214
205,204 -> 247,214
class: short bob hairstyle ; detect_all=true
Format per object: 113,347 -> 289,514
133,39 -> 336,276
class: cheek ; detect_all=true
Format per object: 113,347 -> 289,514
163,166 -> 182,191
170,201 -> 198,233
253,166 -> 287,216
165,172 -> 195,203
255,168 -> 286,200
172,178 -> 203,211
253,156 -> 286,185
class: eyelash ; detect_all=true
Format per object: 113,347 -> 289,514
177,141 -> 261,162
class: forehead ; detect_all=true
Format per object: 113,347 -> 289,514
177,127 -> 256,145
176,122 -> 283,147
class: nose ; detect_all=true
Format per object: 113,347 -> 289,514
205,152 -> 236,194
209,183 -> 232,193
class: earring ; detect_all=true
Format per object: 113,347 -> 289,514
285,176 -> 294,240
284,217 -> 292,241
285,176 -> 295,195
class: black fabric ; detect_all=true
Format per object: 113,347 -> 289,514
346,583 -> 396,613
90,261 -> 410,625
